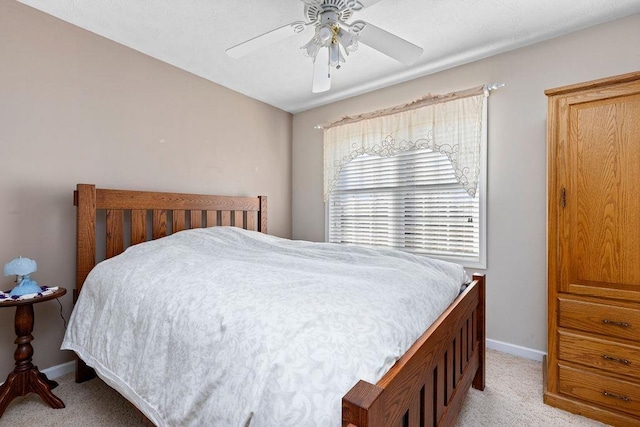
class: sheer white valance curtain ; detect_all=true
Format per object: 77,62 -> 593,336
323,85 -> 487,202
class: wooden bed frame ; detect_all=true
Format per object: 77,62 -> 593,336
73,183 -> 485,427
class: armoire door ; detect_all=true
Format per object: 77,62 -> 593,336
555,83 -> 640,302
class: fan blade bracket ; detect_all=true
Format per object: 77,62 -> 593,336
291,21 -> 308,34
346,1 -> 364,11
350,21 -> 367,34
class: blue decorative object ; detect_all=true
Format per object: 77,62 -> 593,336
3,257 -> 42,297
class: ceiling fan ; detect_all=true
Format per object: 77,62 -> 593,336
225,0 -> 423,93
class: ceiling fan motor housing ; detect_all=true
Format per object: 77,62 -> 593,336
305,0 -> 359,24
316,10 -> 340,45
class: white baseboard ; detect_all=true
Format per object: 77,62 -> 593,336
486,338 -> 546,362
41,360 -> 75,380
0,360 -> 74,387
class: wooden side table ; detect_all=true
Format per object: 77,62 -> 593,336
0,287 -> 66,416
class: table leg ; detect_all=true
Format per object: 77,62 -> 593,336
0,303 -> 65,417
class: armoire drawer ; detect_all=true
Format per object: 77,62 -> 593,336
559,364 -> 640,417
558,296 -> 640,342
558,330 -> 640,380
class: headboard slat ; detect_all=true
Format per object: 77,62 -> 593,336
221,211 -> 231,226
206,211 -> 218,227
259,196 -> 268,234
246,211 -> 256,231
153,210 -> 168,239
173,210 -> 186,233
190,210 -> 203,228
106,209 -> 124,259
233,211 -> 244,229
131,210 -> 147,245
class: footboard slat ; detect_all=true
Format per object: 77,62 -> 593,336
471,311 -> 476,353
461,322 -> 467,374
343,274 -> 485,427
435,358 -> 446,425
425,377 -> 435,427
446,343 -> 455,403
407,396 -> 420,427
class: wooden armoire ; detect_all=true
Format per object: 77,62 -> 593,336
545,71 -> 640,426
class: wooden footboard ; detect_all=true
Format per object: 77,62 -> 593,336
343,274 -> 485,427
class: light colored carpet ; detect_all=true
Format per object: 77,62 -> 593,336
456,350 -> 606,426
1,350 -> 608,426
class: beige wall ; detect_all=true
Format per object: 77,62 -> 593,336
292,14 -> 640,354
0,0 -> 291,375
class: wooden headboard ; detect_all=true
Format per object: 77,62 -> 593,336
73,183 -> 267,302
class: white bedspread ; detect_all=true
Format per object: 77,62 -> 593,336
62,227 -> 467,427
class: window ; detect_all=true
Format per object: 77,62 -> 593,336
325,88 -> 487,268
328,147 -> 485,267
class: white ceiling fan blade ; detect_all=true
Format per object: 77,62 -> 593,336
312,46 -> 331,93
226,21 -> 309,59
356,0 -> 386,10
355,21 -> 423,66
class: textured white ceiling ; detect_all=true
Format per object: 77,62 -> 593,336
17,0 -> 640,113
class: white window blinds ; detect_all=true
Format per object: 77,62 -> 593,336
328,148 -> 480,263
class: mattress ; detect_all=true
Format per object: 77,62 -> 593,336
62,227 -> 467,426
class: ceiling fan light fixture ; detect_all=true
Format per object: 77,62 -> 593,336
337,27 -> 358,53
302,38 -> 321,58
227,0 -> 422,93
318,26 -> 333,43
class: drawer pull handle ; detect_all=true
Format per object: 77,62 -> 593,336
602,319 -> 631,328
603,391 -> 631,402
601,354 -> 630,365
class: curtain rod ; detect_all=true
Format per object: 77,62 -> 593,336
314,82 -> 505,130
